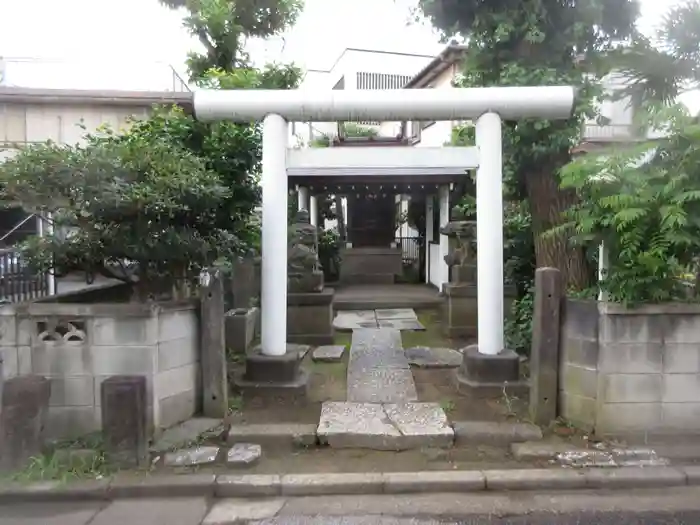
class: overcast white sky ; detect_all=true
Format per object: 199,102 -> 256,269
0,0 -> 687,93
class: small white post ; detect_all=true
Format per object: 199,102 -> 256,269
43,213 -> 56,295
297,186 -> 309,212
260,114 -> 288,356
597,241 -> 609,302
425,195 -> 433,285
438,185 -> 450,291
309,195 -> 318,227
476,112 -> 504,356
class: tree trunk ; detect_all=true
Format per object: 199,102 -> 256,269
525,167 -> 591,291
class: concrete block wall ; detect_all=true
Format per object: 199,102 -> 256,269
0,301 -> 200,439
558,299 -> 599,430
559,299 -> 700,436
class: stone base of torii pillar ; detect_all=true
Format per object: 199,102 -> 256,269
455,345 -> 529,399
233,344 -> 309,404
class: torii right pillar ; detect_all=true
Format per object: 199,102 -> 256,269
455,111 -> 529,398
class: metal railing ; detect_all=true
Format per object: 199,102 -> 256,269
0,248 -> 49,303
395,236 -> 422,264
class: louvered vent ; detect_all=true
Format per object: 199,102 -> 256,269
353,72 -> 413,125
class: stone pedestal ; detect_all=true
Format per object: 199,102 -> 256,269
443,283 -> 478,338
450,264 -> 477,284
287,288 -> 335,345
225,307 -> 259,354
455,345 -> 529,398
0,375 -> 50,472
234,346 -> 309,403
443,282 -> 517,339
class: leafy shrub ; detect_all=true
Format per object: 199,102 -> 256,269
506,283 -> 534,355
554,105 -> 700,305
0,124 -> 243,300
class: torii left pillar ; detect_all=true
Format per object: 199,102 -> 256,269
235,114 -> 308,400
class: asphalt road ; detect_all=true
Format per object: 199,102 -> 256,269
4,488 -> 700,525
249,513 -> 700,524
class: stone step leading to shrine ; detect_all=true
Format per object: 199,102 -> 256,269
315,327 -> 454,450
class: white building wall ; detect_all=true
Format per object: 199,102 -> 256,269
411,65 -> 460,148
1,102 -> 150,146
294,49 -> 434,144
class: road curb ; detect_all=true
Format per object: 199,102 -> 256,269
0,466 -> 694,502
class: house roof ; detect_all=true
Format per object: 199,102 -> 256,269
404,43 -> 468,89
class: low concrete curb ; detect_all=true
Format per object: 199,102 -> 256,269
2,465 -> 700,502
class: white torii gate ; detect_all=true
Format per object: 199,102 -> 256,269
194,86 -> 575,359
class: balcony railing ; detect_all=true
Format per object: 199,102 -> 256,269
582,124 -> 636,142
0,248 -> 49,303
0,57 -> 190,92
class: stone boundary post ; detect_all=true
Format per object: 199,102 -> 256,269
201,269 -> 228,418
0,375 -> 51,472
529,267 -> 563,426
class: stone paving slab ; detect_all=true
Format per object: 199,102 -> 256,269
317,402 -> 402,450
317,402 -> 453,450
404,347 -> 462,368
227,443 -> 262,468
377,319 -> 425,331
312,345 -> 345,362
333,311 -> 377,331
383,403 -> 454,448
347,369 -> 418,403
164,446 -> 220,467
287,344 -> 312,360
347,328 -> 416,403
375,308 -> 417,320
349,345 -> 409,371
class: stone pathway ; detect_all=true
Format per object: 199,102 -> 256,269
346,328 -> 417,403
317,327 -> 454,450
333,309 -> 425,331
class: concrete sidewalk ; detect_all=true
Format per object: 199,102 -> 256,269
5,488 -> 700,525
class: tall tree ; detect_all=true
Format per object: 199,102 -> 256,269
609,0 -> 700,106
416,0 -> 639,289
160,0 -> 303,79
157,0 -> 303,252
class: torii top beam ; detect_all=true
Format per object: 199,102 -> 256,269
193,86 -> 576,122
